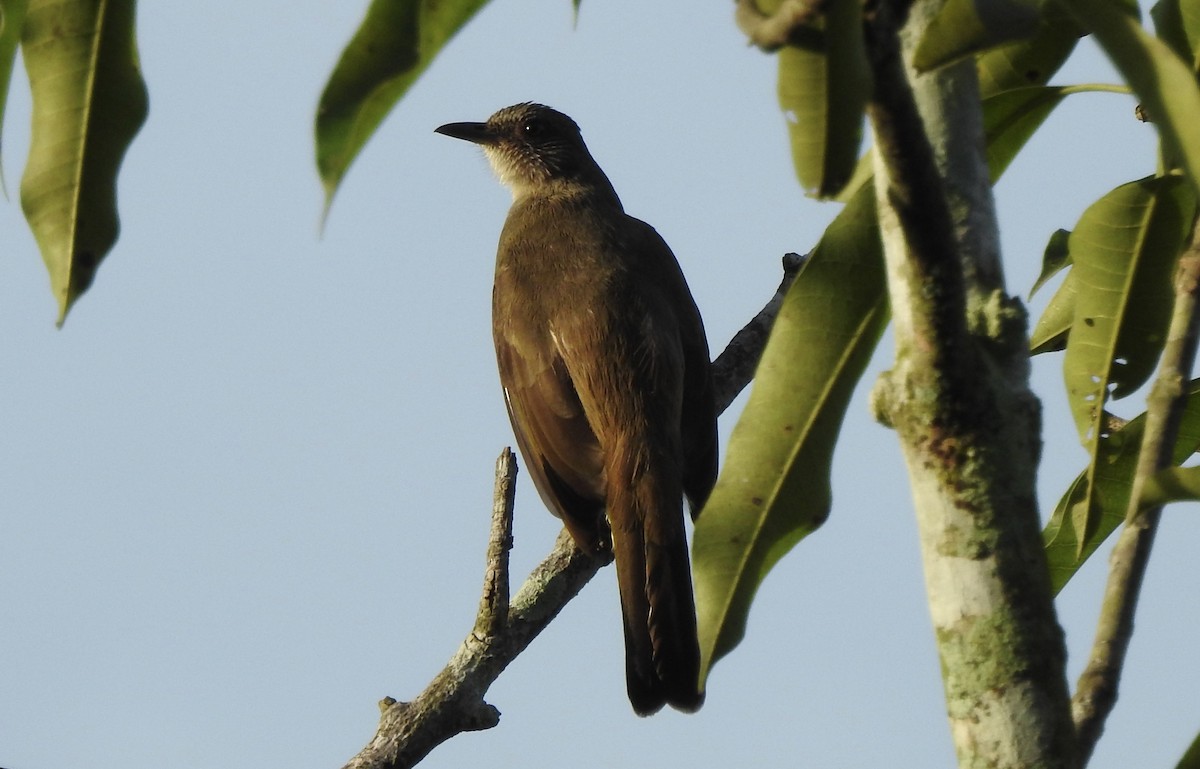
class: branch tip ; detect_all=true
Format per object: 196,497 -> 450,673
711,251 -> 808,411
476,448 -> 517,637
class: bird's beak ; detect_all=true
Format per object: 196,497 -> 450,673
434,121 -> 494,144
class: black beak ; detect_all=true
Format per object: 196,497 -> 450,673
434,121 -> 494,144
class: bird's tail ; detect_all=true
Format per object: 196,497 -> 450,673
609,455 -> 704,716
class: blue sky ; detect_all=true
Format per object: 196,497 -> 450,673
2,1 -> 1196,768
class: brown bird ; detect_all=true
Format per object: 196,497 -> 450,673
435,103 -> 717,715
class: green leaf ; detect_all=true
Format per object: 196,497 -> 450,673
1030,267 -> 1076,354
1176,727 -> 1200,769
776,0 -> 870,198
0,0 -> 29,188
315,0 -> 490,213
1044,381 -> 1200,592
981,85 -> 1066,180
692,57 -> 1086,674
697,75 -> 1081,668
1029,227 -> 1074,354
1063,174 -> 1195,446
976,0 -> 1083,96
1031,228 -> 1072,297
1152,0 -> 1193,66
19,0 -> 148,325
1182,0 -> 1200,70
693,181 -> 887,679
836,70 -> 1089,207
913,0 -> 1040,72
1056,0 -> 1200,197
982,85 -> 1130,182
1151,0 -> 1200,73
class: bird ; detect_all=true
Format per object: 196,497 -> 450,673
435,103 -> 718,715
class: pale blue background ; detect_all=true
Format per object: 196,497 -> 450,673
1,2 -> 1196,768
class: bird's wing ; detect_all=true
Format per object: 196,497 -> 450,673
626,219 -> 719,517
494,320 -> 609,552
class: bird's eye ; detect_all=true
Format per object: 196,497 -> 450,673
521,119 -> 545,137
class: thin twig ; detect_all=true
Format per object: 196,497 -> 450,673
1072,218 -> 1200,764
339,256 -> 801,769
711,252 -> 806,412
475,448 -> 516,638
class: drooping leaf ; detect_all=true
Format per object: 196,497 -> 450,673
1044,381 -> 1200,592
1056,0 -> 1200,196
0,0 -> 29,188
976,0 -> 1083,96
19,0 -> 149,325
693,71 -> 1083,673
1063,174 -> 1195,446
775,0 -> 869,198
315,0 -> 490,213
913,0 -> 1040,72
692,181 -> 887,679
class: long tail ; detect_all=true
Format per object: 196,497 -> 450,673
609,457 -> 703,716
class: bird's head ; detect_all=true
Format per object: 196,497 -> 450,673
436,103 -> 609,199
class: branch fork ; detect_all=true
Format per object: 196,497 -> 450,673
340,254 -> 805,769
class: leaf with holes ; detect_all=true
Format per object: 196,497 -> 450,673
1063,174 -> 1194,446
1059,174 -> 1194,552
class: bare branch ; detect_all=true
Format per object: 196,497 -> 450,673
475,448 -> 516,638
1073,220 -> 1200,764
711,252 -> 805,412
342,450 -> 605,769
339,258 -> 799,769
